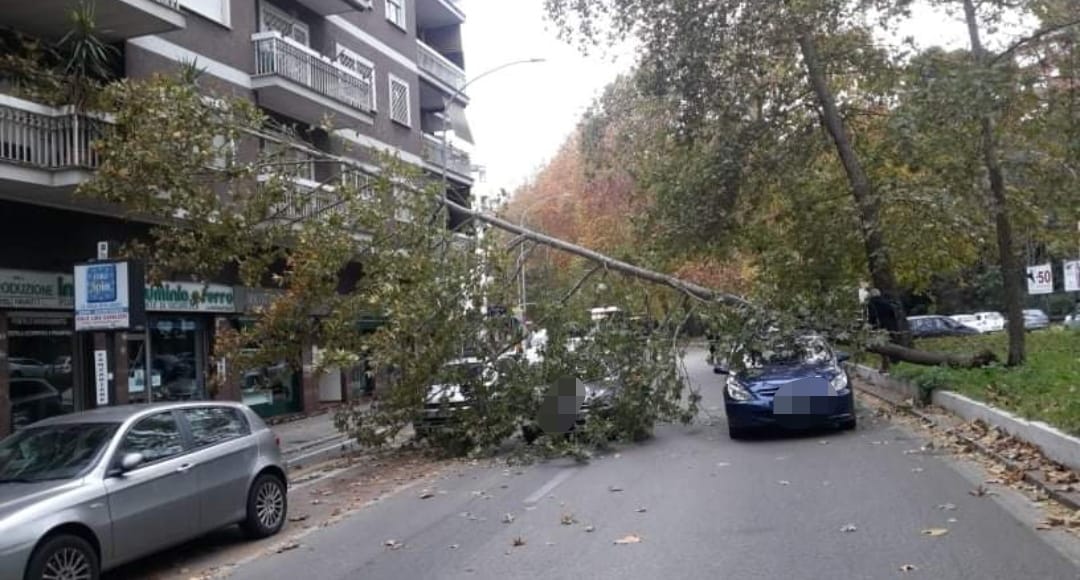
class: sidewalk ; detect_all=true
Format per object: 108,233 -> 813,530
270,405 -> 365,468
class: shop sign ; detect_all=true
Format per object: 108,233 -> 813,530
75,262 -> 133,331
0,269 -> 74,309
235,287 -> 284,314
145,282 -> 236,313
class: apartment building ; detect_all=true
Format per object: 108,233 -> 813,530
0,0 -> 475,435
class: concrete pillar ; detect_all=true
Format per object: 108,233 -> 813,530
301,344 -> 319,413
0,315 -> 9,437
114,333 -> 129,406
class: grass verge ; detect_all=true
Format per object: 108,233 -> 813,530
886,329 -> 1080,435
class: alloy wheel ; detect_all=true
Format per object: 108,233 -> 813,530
255,479 -> 285,530
41,547 -> 92,580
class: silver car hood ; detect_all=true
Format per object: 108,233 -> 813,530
0,479 -> 82,523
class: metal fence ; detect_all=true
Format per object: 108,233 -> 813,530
253,32 -> 373,113
0,103 -> 105,170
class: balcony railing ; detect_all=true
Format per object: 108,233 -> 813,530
417,40 -> 466,93
253,32 -> 373,113
421,134 -> 471,178
0,99 -> 106,171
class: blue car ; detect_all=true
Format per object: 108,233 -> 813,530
717,335 -> 856,439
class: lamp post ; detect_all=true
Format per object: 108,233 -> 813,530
437,58 -> 545,228
516,192 -> 572,323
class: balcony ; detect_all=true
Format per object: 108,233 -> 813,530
416,0 -> 465,28
0,95 -> 107,198
417,40 -> 466,96
421,134 -> 472,181
294,0 -> 373,16
252,32 -> 374,127
4,0 -> 185,41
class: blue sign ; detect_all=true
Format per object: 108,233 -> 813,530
86,264 -> 117,303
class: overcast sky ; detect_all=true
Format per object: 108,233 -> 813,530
459,1 -> 1033,203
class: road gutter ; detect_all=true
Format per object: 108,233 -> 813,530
850,365 -> 1080,512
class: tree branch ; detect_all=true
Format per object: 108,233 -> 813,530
990,17 -> 1080,65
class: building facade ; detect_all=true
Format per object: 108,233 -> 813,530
0,0 -> 474,435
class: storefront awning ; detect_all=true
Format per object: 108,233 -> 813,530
446,102 -> 473,144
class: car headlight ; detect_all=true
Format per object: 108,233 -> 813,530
725,376 -> 753,401
830,373 -> 850,393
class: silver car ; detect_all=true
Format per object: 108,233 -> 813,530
0,402 -> 288,579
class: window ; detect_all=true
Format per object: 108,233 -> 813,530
336,45 -> 376,110
260,2 -> 309,45
385,0 -> 406,29
179,0 -> 231,27
389,75 -> 411,126
118,412 -> 185,465
181,407 -> 249,447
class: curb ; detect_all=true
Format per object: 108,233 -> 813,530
848,363 -> 1080,511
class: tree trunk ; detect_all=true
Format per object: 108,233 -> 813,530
868,342 -> 997,368
962,0 -> 1026,366
794,29 -> 912,347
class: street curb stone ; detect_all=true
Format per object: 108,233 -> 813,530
848,363 -> 1080,511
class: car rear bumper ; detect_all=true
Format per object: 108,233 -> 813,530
725,391 -> 855,430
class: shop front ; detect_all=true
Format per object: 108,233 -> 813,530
231,287 -> 303,419
0,269 -> 78,435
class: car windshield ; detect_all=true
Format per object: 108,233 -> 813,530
738,337 -> 831,369
0,423 -> 119,482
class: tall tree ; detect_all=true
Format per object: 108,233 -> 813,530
545,0 -> 916,344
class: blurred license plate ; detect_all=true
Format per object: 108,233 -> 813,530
774,396 -> 832,415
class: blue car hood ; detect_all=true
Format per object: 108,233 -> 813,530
739,363 -> 838,392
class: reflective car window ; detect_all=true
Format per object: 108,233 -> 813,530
0,423 -> 119,482
181,407 -> 249,448
119,412 -> 185,464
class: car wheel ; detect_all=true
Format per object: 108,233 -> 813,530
521,423 -> 541,445
241,473 -> 287,539
25,533 -> 99,580
839,418 -> 857,431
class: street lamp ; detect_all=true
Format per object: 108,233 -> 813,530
516,192 -> 573,323
437,58 -> 546,227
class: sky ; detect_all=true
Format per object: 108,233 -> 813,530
458,0 -> 1036,205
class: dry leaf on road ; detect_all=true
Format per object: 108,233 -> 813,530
936,503 -> 957,511
512,537 -> 526,547
503,513 -> 515,524
636,507 -> 648,513
419,489 -> 435,499
840,524 -> 857,533
584,525 -> 595,533
608,485 -> 624,492
921,528 -> 949,537
384,539 -> 403,550
778,480 -> 791,486
275,542 -> 300,553
899,564 -> 918,572
614,534 -> 642,545
288,514 -> 309,522
561,513 -> 577,525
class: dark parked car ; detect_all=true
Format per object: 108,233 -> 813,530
907,315 -> 979,339
717,335 -> 855,439
10,379 -> 63,431
0,402 -> 287,580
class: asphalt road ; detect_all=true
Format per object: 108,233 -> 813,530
227,348 -> 1080,580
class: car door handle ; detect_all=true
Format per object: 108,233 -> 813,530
176,463 -> 195,473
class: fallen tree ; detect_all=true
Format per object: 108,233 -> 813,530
443,198 -> 998,370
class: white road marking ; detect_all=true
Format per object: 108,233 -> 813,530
524,468 -> 577,506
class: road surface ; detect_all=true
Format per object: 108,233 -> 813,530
214,348 -> 1080,580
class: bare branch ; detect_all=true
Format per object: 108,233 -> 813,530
990,17 -> 1080,65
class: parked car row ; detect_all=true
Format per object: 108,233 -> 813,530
909,308 -> 1053,339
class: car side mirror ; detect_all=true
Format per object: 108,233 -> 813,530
120,452 -> 144,473
713,365 -> 730,375
835,351 -> 851,363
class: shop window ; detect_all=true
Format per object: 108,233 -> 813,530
7,313 -> 74,429
231,318 -> 302,418
148,317 -> 203,402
